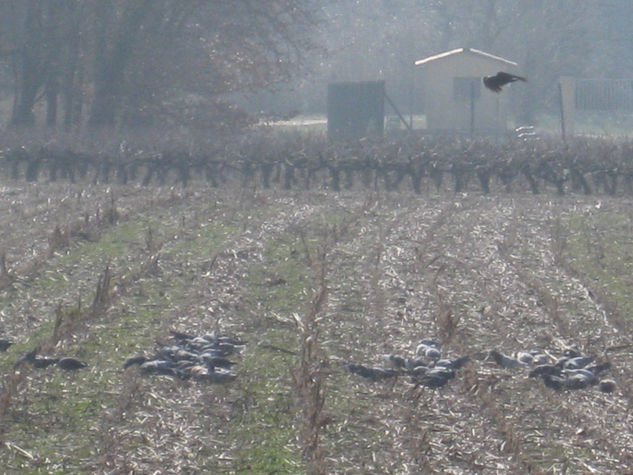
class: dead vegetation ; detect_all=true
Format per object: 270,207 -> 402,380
0,252 -> 14,291
0,180 -> 632,473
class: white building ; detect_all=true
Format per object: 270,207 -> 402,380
415,47 -> 521,134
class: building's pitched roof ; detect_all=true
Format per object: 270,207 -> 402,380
414,47 -> 517,67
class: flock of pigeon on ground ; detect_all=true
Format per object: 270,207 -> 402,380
344,339 -> 469,389
1,333 -> 617,393
344,339 -> 617,393
2,330 -> 243,383
488,347 -> 616,393
122,330 -> 243,383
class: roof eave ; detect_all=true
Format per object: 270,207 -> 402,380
414,47 -> 517,67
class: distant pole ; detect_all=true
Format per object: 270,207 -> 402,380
558,82 -> 566,142
406,54 -> 416,130
470,80 -> 475,137
410,66 -> 414,130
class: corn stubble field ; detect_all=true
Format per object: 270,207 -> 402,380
0,177 -> 633,473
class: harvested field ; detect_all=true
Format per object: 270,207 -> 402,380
0,180 -> 632,473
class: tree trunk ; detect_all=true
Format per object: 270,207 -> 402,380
62,3 -> 84,130
45,76 -> 58,126
10,1 -> 44,127
88,0 -> 154,127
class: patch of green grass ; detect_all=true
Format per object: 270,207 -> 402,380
0,209 -> 241,472
0,190 -> 377,472
562,211 -> 633,317
228,229 -> 316,473
232,335 -> 302,474
226,203 -> 381,473
54,221 -> 146,263
1,294 -> 175,470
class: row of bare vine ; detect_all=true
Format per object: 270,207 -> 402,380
3,133 -> 633,194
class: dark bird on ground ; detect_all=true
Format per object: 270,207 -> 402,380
529,364 -> 560,378
434,355 -> 469,370
204,368 -> 238,383
413,371 -> 451,389
139,359 -> 183,378
14,348 -> 38,369
417,345 -> 441,359
170,330 -> 195,341
123,355 -> 148,369
383,354 -> 407,370
515,351 -> 534,366
598,379 -> 616,393
216,335 -> 246,346
38,357 -> 59,368
530,352 -> 550,365
561,362 -> 611,388
536,361 -> 611,390
184,364 -> 238,383
188,336 -> 213,349
200,355 -> 236,369
174,349 -> 200,362
57,357 -> 87,371
33,355 -> 59,368
426,367 -> 455,380
404,357 -> 428,370
563,347 -> 582,358
561,369 -> 598,389
14,349 -> 58,369
187,365 -> 210,379
556,355 -> 594,370
411,366 -> 455,388
542,373 -> 566,390
585,361 -> 611,375
196,341 -> 240,357
131,330 -> 244,382
157,345 -> 180,360
483,72 -> 527,93
489,350 -> 525,369
343,363 -> 397,381
415,340 -> 441,359
0,338 -> 14,352
408,365 -> 430,377
418,339 -> 440,348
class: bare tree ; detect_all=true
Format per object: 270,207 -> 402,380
7,0 -> 46,126
88,0 -> 154,127
0,0 -> 320,130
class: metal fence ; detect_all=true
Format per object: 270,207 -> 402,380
574,78 -> 633,111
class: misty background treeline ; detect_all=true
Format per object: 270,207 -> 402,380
0,0 -> 631,134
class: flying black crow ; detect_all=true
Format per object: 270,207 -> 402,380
483,72 -> 527,93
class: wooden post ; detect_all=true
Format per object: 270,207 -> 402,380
559,76 -> 575,138
470,80 -> 476,137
